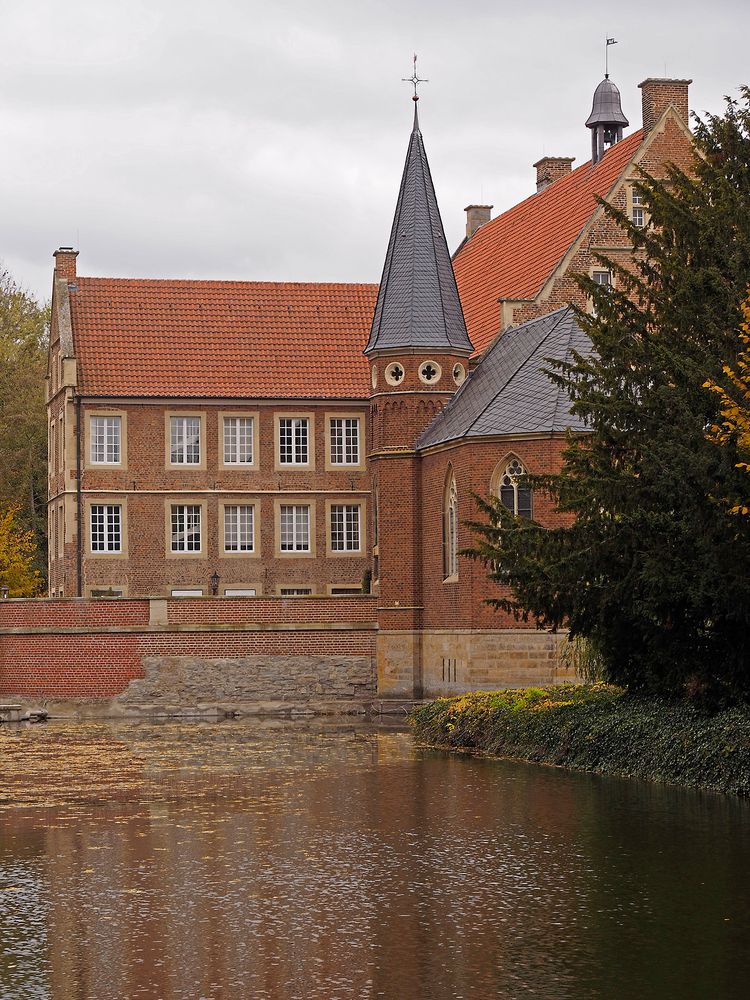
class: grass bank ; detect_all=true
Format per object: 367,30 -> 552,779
410,685 -> 750,796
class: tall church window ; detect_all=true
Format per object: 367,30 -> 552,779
499,458 -> 532,519
443,471 -> 459,580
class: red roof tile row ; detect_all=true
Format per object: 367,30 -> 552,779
69,279 -> 379,399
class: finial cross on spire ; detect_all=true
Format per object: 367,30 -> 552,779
402,53 -> 428,102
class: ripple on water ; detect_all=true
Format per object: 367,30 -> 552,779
1,719 -> 749,1000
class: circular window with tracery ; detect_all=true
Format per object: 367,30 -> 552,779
452,362 -> 466,386
419,360 -> 442,385
371,365 -> 378,389
385,361 -> 405,386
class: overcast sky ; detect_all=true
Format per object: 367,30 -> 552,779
1,0 -> 748,302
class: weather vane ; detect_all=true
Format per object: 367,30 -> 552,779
605,37 -> 618,78
402,53 -> 428,102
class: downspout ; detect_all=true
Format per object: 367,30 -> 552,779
75,395 -> 83,597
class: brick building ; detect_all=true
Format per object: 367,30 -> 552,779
43,74 -> 696,699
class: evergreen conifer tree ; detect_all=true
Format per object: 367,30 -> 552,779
469,88 -> 750,703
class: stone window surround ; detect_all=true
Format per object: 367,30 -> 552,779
84,495 -> 129,559
443,469 -> 458,583
84,409 -> 128,471
491,454 -> 533,519
165,411 -> 207,471
219,499 -> 261,558
49,418 -> 56,476
57,500 -> 65,560
627,182 -> 650,229
274,412 -> 316,472
276,584 -> 316,596
219,410 -> 259,469
327,583 -> 363,596
324,411 -> 366,472
325,498 -> 366,557
164,498 -> 205,558
274,498 -> 316,558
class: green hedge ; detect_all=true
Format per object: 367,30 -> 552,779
410,685 -> 750,796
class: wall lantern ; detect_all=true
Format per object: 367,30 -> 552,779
210,571 -> 220,597
0,585 -> 8,600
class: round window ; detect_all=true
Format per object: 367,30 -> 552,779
371,365 -> 378,389
385,362 -> 406,386
419,360 -> 442,384
452,362 -> 466,386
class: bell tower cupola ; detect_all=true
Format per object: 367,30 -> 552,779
586,75 -> 629,165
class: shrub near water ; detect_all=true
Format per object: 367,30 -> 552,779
410,685 -> 750,796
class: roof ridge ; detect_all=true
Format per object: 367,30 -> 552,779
74,277 -> 379,289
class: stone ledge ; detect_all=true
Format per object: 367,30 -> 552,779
0,621 -> 378,636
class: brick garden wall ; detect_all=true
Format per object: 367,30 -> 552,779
0,596 -> 378,701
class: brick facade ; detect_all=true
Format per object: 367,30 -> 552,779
21,75 -> 700,705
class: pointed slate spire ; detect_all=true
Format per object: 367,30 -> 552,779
364,105 -> 473,356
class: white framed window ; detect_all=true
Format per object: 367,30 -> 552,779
171,589 -> 203,597
279,417 -> 309,465
444,475 -> 458,579
224,416 -> 254,465
330,418 -> 360,465
224,588 -> 257,597
499,458 -> 533,519
592,270 -> 611,287
170,416 -> 201,465
90,504 -> 122,553
90,416 -> 121,465
280,504 -> 310,551
330,504 -> 361,552
224,504 -> 255,552
280,587 -> 312,596
330,585 -> 362,595
631,187 -> 646,228
171,504 -> 202,552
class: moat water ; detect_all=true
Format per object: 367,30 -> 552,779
1,719 -> 749,1000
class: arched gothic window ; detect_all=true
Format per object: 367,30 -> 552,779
498,457 -> 533,519
444,472 -> 459,579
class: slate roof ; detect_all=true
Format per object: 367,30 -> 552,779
453,129 -> 643,354
68,278 -> 378,398
586,77 -> 630,127
416,307 -> 591,449
364,106 -> 473,355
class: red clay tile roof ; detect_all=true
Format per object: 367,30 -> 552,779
453,129 -> 643,354
69,278 -> 379,399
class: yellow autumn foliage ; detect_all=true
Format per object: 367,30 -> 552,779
0,504 -> 43,597
705,296 -> 750,515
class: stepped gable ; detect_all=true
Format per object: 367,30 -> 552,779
364,105 -> 473,355
417,306 -> 591,449
453,129 -> 643,354
68,277 -> 378,398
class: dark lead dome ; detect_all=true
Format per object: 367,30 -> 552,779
586,76 -> 629,164
586,77 -> 629,128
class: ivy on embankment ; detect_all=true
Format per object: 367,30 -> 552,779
410,685 -> 750,796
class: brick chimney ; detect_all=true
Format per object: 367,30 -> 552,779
638,78 -> 692,134
53,247 -> 79,281
464,205 -> 493,239
533,156 -> 575,192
